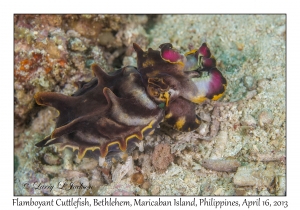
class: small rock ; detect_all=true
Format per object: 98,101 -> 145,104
256,78 -> 268,93
132,150 -> 139,160
43,153 -> 62,165
241,114 -> 257,127
235,188 -> 246,196
77,158 -> 98,170
276,25 -> 286,35
210,131 -> 228,159
259,188 -> 271,196
214,187 -> 224,195
275,175 -> 286,195
123,56 -> 136,66
243,75 -> 255,90
68,37 -> 87,51
136,188 -> 148,196
60,170 -> 86,179
111,184 -> 135,196
135,141 -> 144,152
257,79 -> 268,88
98,156 -> 106,167
199,111 -> 211,122
198,122 -> 209,136
141,181 -> 151,190
258,110 -> 274,127
112,189 -> 134,196
254,151 -> 285,162
233,163 -> 275,187
245,90 -> 257,100
210,107 -> 221,137
62,149 -> 73,170
90,169 -> 103,192
66,30 -> 81,37
236,42 -> 244,51
100,168 -> 112,184
151,185 -> 160,195
98,31 -> 116,47
79,177 -> 90,195
140,153 -> 152,179
131,172 -> 144,185
152,144 -> 174,173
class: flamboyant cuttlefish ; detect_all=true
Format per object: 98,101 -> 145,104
34,43 -> 226,165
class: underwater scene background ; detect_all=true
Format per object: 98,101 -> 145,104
14,14 -> 286,195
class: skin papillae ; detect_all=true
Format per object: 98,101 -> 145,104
34,43 -> 227,163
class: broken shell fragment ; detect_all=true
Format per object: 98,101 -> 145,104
233,163 -> 275,187
201,158 -> 240,172
42,165 -> 61,174
241,114 -> 257,127
62,149 -> 74,170
258,110 -> 274,127
275,175 -> 286,195
112,156 -> 134,183
198,122 -> 209,136
210,131 -> 228,159
199,111 -> 211,122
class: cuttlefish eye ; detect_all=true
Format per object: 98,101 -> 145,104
147,84 -> 171,106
